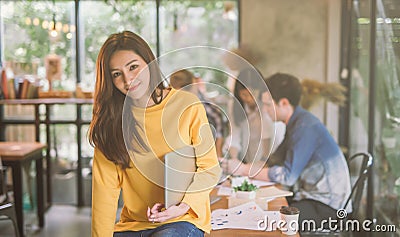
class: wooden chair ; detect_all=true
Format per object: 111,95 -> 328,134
0,159 -> 21,237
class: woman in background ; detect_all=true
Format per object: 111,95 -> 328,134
226,69 -> 285,164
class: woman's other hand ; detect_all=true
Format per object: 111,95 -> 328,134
219,157 -> 246,176
147,202 -> 190,223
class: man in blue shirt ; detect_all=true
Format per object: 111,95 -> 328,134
227,73 -> 351,226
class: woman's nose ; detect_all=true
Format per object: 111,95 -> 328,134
124,73 -> 135,86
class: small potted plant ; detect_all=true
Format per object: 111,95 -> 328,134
233,179 -> 258,199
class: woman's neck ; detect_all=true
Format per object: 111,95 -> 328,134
132,92 -> 153,108
132,88 -> 170,108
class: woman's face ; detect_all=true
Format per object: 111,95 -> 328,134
262,91 -> 280,122
238,88 -> 256,108
109,50 -> 150,100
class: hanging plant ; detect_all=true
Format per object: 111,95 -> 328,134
300,78 -> 347,110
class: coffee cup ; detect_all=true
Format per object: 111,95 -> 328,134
279,206 -> 300,235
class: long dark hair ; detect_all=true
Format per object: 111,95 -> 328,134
232,67 -> 264,126
88,31 -> 167,169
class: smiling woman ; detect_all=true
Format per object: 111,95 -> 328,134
0,0 -> 238,208
109,50 -> 151,103
88,31 -> 221,237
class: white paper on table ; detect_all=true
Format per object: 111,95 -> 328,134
211,201 -> 266,230
249,179 -> 275,187
256,186 -> 293,199
217,186 -> 233,196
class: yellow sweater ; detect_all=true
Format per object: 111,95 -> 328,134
91,88 -> 222,236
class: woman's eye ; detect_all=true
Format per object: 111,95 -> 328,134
112,72 -> 121,78
130,65 -> 138,71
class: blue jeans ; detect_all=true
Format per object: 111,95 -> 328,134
113,221 -> 204,237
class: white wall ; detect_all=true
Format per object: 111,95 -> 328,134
240,0 -> 341,140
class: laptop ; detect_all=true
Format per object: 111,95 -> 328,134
164,146 -> 196,208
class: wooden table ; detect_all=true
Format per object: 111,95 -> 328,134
207,187 -> 299,237
0,142 -> 46,237
0,98 -> 93,207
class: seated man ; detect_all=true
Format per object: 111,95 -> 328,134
226,73 -> 352,226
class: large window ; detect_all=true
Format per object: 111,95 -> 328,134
1,0 -> 238,91
344,0 -> 400,231
374,0 -> 400,230
1,1 -> 76,90
79,1 -> 157,90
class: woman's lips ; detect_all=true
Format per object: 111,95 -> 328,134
129,82 -> 140,91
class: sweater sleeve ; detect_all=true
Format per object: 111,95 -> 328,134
181,103 -> 222,218
268,123 -> 318,186
92,148 -> 122,237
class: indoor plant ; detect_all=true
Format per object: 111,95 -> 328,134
232,180 -> 258,199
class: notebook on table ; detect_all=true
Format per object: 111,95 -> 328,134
164,146 -> 196,208
256,186 -> 293,200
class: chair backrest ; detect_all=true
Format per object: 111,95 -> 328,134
343,152 -> 373,216
0,156 -> 7,204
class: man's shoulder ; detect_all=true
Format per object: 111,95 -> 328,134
293,107 -> 322,127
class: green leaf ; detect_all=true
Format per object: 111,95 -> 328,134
233,179 -> 258,192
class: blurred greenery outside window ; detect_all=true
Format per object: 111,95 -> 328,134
374,8 -> 400,227
347,0 -> 400,226
0,0 -> 238,163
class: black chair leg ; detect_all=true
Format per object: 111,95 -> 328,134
2,205 -> 21,237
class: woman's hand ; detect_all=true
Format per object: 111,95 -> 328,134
147,202 -> 190,223
219,157 -> 246,176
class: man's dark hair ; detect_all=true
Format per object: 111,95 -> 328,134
263,73 -> 302,107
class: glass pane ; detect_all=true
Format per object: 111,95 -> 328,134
159,0 -> 238,53
81,125 -> 94,161
2,104 -> 35,120
81,125 -> 93,206
346,0 -> 371,220
159,1 -> 238,101
50,104 -> 76,120
348,0 -> 371,155
79,0 -> 157,91
1,1 -> 77,93
52,124 -> 77,164
81,104 -> 93,122
4,124 -> 35,141
375,0 -> 400,227
52,123 -> 78,205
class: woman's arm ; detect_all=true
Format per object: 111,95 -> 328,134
182,102 -> 222,218
92,148 -> 122,237
147,102 -> 221,222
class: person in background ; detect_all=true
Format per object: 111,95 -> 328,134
170,69 -> 226,158
226,68 -> 285,164
225,73 -> 352,225
88,31 -> 221,237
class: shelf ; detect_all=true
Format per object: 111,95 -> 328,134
0,98 -> 93,105
0,100 -> 93,207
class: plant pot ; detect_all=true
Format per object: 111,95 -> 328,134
234,190 -> 256,199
